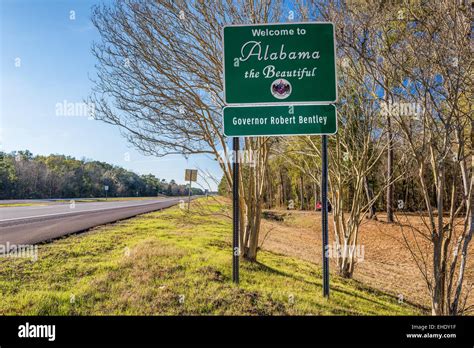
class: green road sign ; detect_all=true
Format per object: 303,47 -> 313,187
223,104 -> 337,137
223,22 -> 336,105
185,169 -> 198,182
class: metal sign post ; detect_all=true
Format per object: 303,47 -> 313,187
232,137 -> 240,283
184,169 -> 198,210
188,178 -> 192,210
321,135 -> 329,298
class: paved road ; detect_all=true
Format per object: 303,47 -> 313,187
0,198 -> 187,250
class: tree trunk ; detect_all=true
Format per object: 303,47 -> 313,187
450,124 -> 473,314
364,176 -> 377,220
246,197 -> 263,261
280,170 -> 286,207
432,235 -> 446,315
386,110 -> 394,223
313,181 -> 318,210
432,166 -> 446,315
268,172 -> 273,208
299,175 -> 304,210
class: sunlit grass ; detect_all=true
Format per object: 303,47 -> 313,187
0,203 -> 48,208
0,198 -> 424,315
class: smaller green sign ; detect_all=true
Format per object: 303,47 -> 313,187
223,104 -> 337,137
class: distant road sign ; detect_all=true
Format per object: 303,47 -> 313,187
223,22 -> 336,105
185,169 -> 198,182
223,104 -> 336,137
104,185 -> 109,191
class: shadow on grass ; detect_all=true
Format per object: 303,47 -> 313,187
248,259 -> 423,314
250,260 -> 321,285
348,278 -> 429,313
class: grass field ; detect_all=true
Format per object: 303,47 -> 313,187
0,203 -> 49,208
259,208 -> 473,311
0,198 -> 424,315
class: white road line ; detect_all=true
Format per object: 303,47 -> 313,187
0,199 -> 180,223
3,200 -> 155,211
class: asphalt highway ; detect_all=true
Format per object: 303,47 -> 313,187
0,198 -> 186,249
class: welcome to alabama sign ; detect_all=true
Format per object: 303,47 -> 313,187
223,22 -> 337,105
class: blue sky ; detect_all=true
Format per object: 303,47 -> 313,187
0,0 -> 222,190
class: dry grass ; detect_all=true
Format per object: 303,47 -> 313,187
259,208 -> 473,312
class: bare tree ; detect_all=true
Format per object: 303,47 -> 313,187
295,3 -> 472,307
89,0 -> 287,261
367,0 -> 473,315
279,60 -> 392,277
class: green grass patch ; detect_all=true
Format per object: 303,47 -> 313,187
0,203 -> 48,208
0,198 -> 424,315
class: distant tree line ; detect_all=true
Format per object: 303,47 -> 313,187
217,148 -> 465,214
0,150 -> 203,199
